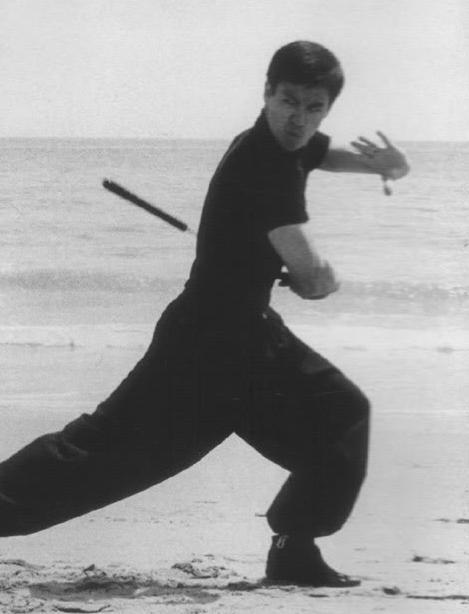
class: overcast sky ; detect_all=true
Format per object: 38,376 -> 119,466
1,0 -> 468,140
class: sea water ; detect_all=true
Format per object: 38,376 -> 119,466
0,138 -> 468,346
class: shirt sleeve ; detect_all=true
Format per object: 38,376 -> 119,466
252,182 -> 308,232
303,131 -> 330,171
246,153 -> 309,232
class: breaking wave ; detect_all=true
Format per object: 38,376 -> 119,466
1,269 -> 468,301
0,269 -> 179,293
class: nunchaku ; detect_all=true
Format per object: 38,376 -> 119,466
102,179 -> 196,235
102,178 -> 289,285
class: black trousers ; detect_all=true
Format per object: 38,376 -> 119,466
0,297 -> 370,538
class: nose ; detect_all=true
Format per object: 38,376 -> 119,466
290,107 -> 306,127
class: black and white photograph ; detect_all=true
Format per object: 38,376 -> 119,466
0,1 -> 467,612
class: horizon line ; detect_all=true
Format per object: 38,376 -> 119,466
0,135 -> 467,144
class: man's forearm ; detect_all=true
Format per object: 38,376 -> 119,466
320,133 -> 410,180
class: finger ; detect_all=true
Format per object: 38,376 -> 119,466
312,283 -> 340,299
321,260 -> 335,276
377,130 -> 392,147
351,141 -> 374,157
320,264 -> 339,288
309,293 -> 328,300
327,267 -> 339,286
358,136 -> 379,149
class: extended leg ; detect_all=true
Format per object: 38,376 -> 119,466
0,329 -> 234,536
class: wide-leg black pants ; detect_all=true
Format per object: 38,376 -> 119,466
0,297 -> 369,538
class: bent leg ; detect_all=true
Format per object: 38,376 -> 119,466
267,370 -> 369,536
237,326 -> 370,537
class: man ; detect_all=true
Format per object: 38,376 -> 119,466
0,41 -> 409,587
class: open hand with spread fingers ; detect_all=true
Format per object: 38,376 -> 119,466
351,131 -> 410,195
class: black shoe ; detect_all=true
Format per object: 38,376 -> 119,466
265,535 -> 361,587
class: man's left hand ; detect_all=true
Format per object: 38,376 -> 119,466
351,131 -> 410,194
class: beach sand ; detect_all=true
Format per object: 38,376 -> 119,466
0,324 -> 468,613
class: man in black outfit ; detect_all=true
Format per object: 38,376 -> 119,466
0,41 -> 409,586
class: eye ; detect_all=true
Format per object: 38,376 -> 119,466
307,105 -> 324,114
283,98 -> 296,107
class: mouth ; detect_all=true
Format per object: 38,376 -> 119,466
285,127 -> 304,140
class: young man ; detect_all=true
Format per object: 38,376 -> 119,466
0,41 -> 409,587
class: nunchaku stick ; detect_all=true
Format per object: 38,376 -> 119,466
102,178 -> 289,284
102,179 -> 197,236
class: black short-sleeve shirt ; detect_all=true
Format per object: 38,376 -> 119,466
184,110 -> 330,318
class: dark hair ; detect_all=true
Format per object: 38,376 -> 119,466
266,41 -> 344,104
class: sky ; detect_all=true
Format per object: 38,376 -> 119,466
1,0 -> 468,140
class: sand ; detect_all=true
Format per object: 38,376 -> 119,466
0,324 -> 468,613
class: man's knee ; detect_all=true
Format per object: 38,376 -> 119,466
312,369 -> 371,425
347,382 -> 371,425
337,380 -> 370,482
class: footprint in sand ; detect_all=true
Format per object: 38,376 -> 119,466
412,555 -> 456,565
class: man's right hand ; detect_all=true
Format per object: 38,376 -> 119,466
268,223 -> 340,301
289,259 -> 340,300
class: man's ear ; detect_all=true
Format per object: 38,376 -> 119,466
264,80 -> 274,101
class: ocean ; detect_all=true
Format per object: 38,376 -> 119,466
0,138 -> 468,348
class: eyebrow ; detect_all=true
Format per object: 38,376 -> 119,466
282,92 -> 299,102
282,90 -> 327,107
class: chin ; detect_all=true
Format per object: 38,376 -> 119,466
284,139 -> 304,152
273,130 -> 305,152
282,132 -> 307,151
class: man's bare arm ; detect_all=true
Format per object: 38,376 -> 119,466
320,131 -> 410,195
268,223 -> 339,300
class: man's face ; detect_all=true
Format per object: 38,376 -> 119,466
264,81 -> 330,151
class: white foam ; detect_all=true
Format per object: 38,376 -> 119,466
0,324 -> 150,349
0,322 -> 468,352
291,323 -> 469,352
